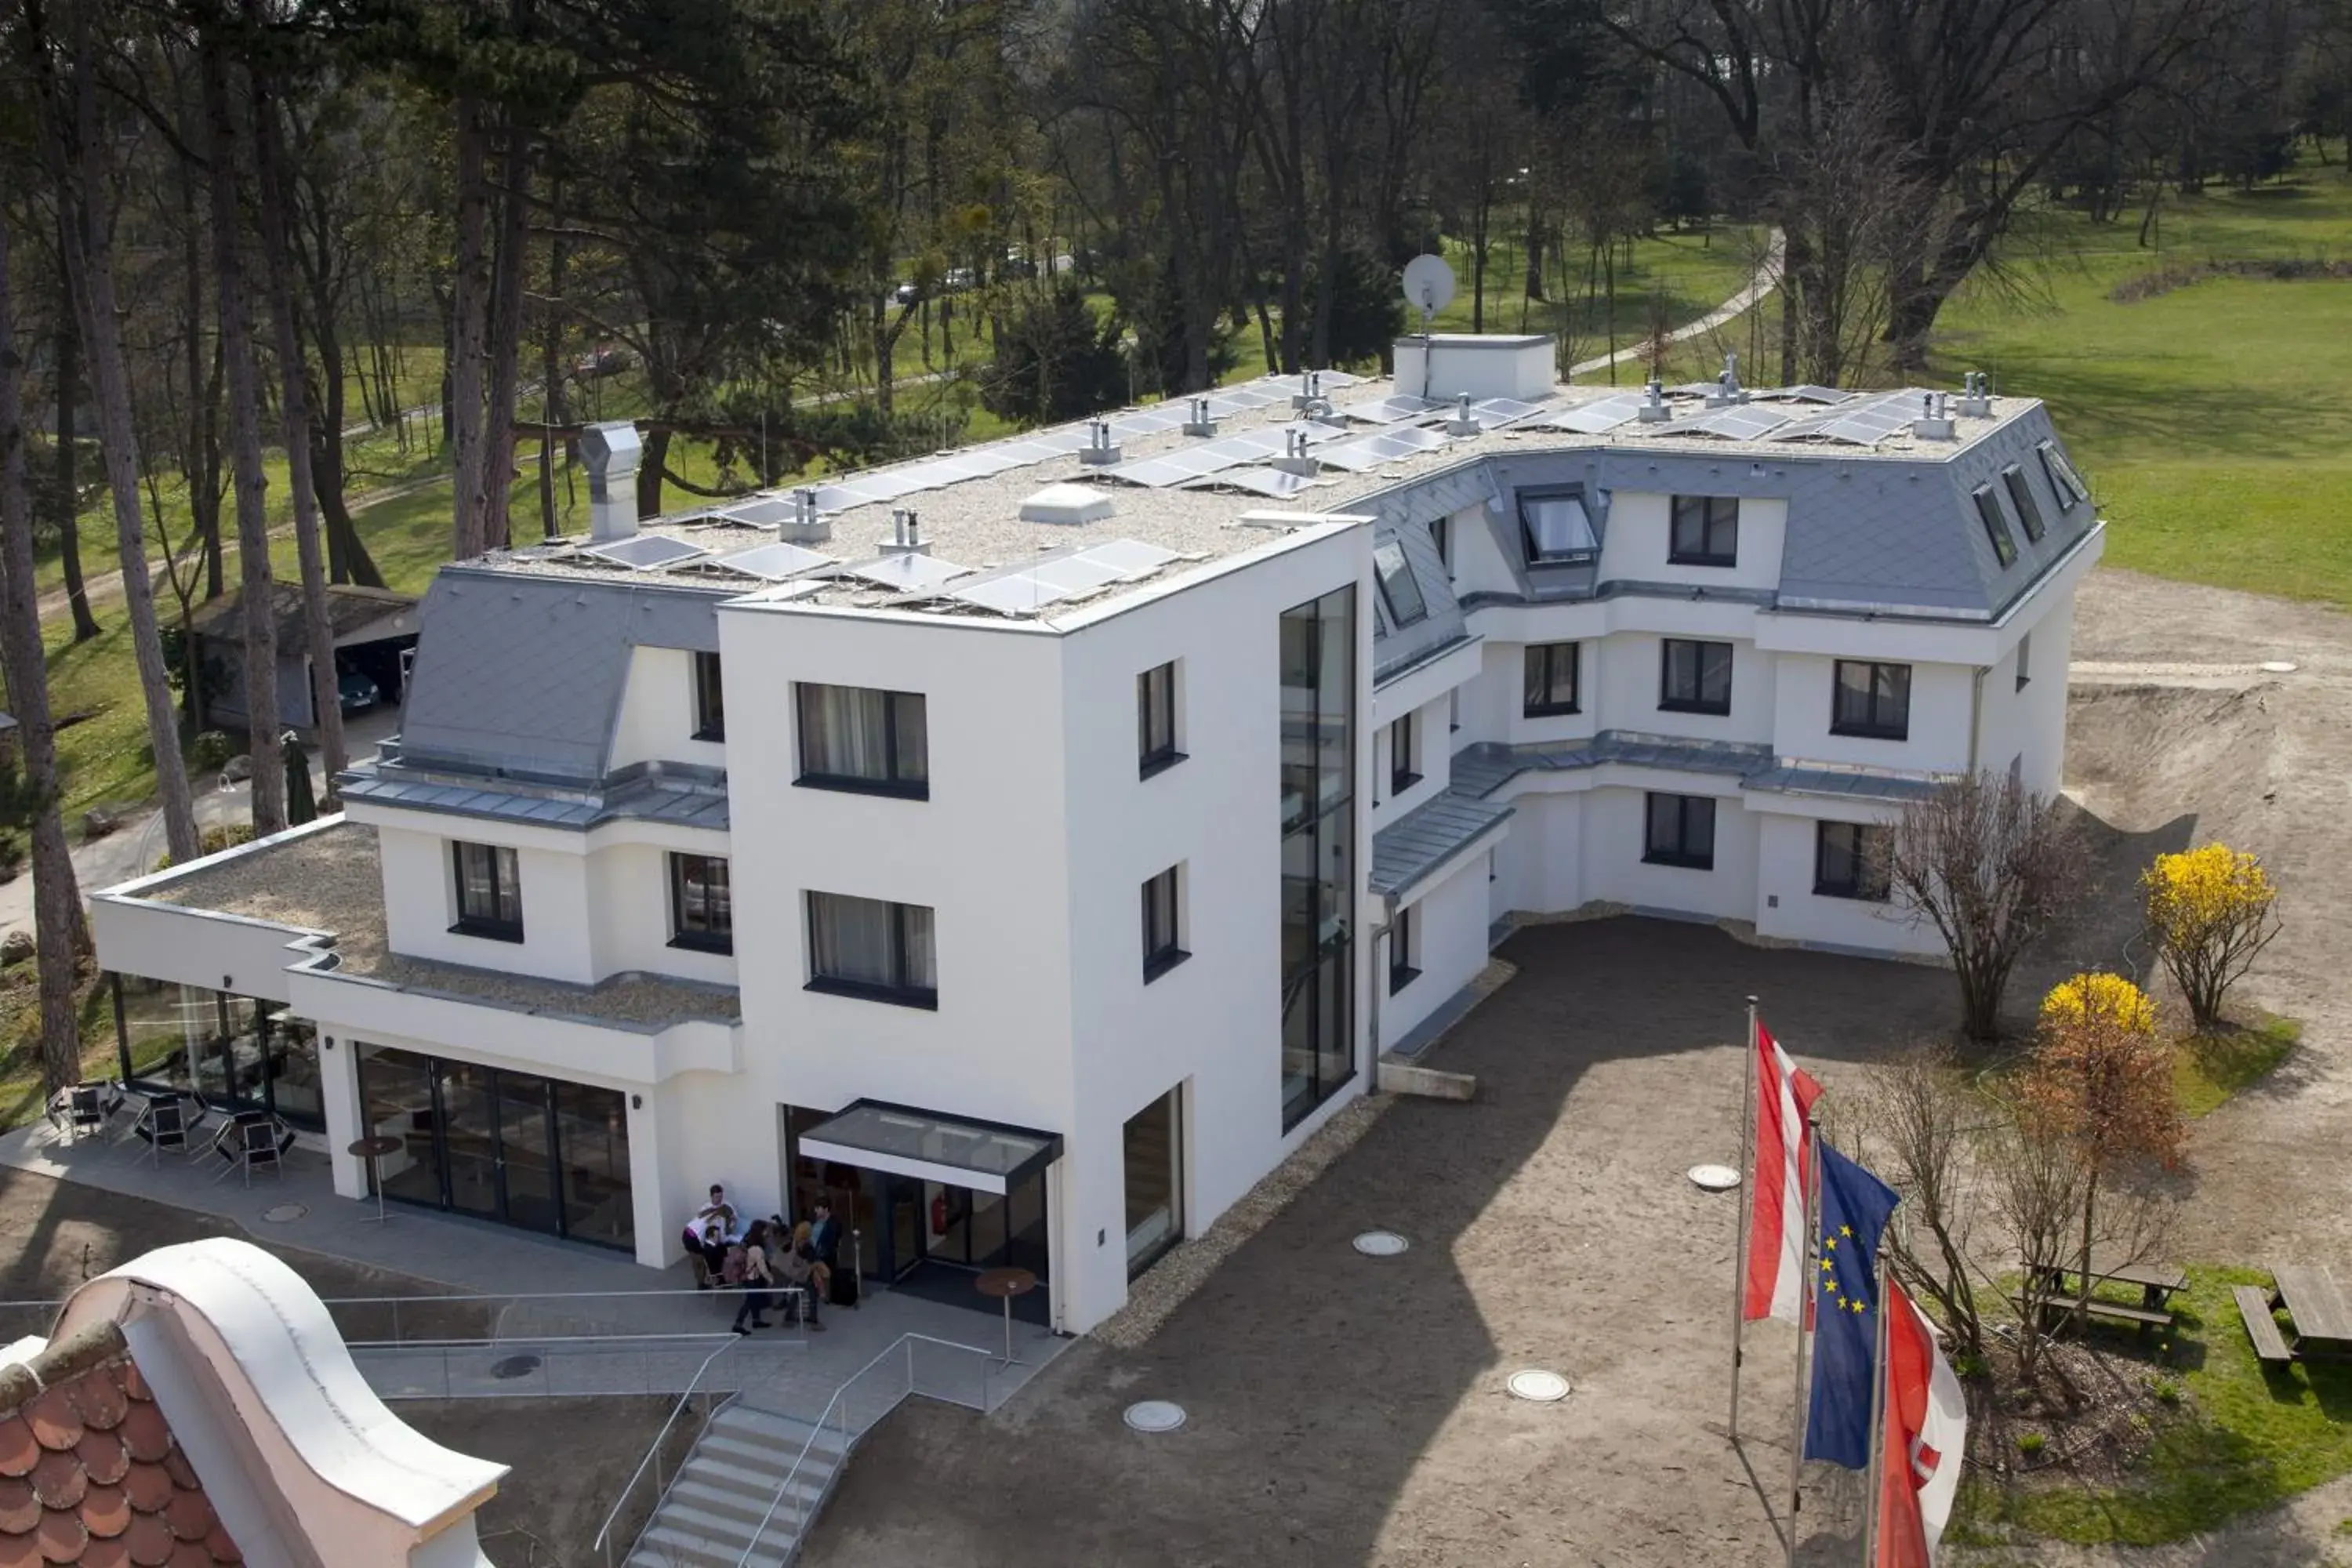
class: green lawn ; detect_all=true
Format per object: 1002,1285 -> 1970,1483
1930,169 -> 2352,608
2174,1018 -> 2301,1119
1958,1267 -> 2352,1546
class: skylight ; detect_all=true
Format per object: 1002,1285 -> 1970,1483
2037,440 -> 2089,509
2001,464 -> 2047,543
1372,540 -> 1427,628
1973,485 -> 2018,568
1519,492 -> 1599,564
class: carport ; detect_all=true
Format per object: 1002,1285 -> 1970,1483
188,583 -> 419,736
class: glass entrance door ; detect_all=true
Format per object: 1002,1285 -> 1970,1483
499,1073 -> 560,1233
437,1061 -> 502,1219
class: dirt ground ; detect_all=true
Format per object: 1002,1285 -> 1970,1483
0,1165 -> 674,1568
797,567 -> 2352,1568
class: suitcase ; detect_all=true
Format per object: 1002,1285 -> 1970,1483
830,1263 -> 860,1308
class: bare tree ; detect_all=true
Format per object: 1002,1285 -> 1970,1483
1846,1044 -> 1987,1364
0,209 -> 89,1095
199,28 -> 285,833
1982,1115 -> 2089,1387
1887,770 -> 2085,1042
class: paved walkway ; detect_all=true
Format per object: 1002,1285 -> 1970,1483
0,1119 -> 1067,1423
1569,227 -> 1788,378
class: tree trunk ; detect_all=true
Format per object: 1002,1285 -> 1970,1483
175,150 -> 224,604
248,43 -> 346,784
449,95 -> 492,560
635,424 -> 671,520
49,260 -> 98,642
0,213 -> 86,1094
201,32 -> 285,835
44,7 -> 200,863
2072,1165 -> 2100,1336
480,111 -> 531,553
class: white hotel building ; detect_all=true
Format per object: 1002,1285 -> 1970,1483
92,336 -> 2101,1335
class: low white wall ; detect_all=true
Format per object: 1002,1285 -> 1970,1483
1750,807 -> 1944,956
1384,851 -> 1491,1044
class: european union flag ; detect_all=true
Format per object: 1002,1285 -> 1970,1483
1802,1138 -> 1901,1470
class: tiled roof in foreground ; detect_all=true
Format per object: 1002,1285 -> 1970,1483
0,1318 -> 242,1566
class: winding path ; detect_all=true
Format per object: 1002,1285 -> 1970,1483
1568,227 -> 1787,378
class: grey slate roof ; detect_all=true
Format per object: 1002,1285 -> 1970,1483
1370,504 -> 1472,684
1370,794 -> 1515,898
397,569 -> 725,783
1741,766 -> 1943,804
1450,733 -> 1939,806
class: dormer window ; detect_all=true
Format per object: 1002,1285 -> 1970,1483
1973,485 -> 2019,568
1668,495 -> 1739,566
2037,439 -> 2089,510
2001,464 -> 2047,543
1518,492 -> 1599,564
692,651 -> 725,740
1372,540 -> 1427,627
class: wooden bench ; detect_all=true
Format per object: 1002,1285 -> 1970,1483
2234,1286 -> 2296,1363
2017,1293 -> 2173,1331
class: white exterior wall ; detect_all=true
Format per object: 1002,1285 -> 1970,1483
1056,526 -> 1370,1334
1772,654 -> 1978,773
608,645 -> 728,772
1595,493 -> 1788,593
376,822 -> 595,985
1750,804 -> 1946,957
1976,584 -> 2076,796
1383,850 -> 1491,1044
586,840 -> 738,986
1594,632 -> 1777,745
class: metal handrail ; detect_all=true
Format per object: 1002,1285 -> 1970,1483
593,1334 -> 745,1567
732,1333 -> 995,1568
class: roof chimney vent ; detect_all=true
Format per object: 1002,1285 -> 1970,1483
1704,352 -> 1746,408
1079,417 -> 1123,466
1445,390 -> 1483,437
1182,397 -> 1218,438
1292,371 -> 1326,411
1957,370 -> 1994,417
1272,429 -> 1320,477
881,508 -> 929,556
1912,391 -> 1957,441
1638,376 -> 1672,423
580,421 -> 644,543
781,487 -> 831,545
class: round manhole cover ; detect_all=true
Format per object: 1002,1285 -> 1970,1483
2259,660 -> 2299,674
1124,1400 -> 1187,1433
490,1355 -> 543,1381
1688,1163 -> 1741,1192
1353,1230 -> 1410,1257
1506,1370 -> 1572,1403
260,1203 -> 308,1224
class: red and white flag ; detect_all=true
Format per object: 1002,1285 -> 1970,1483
1742,1019 -> 1824,1323
1876,1275 -> 1969,1568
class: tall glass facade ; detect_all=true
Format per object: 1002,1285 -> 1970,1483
110,974 -> 325,1132
1279,585 -> 1356,1131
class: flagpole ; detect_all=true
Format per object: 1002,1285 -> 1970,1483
1787,1120 -> 1819,1568
1861,1250 -> 1893,1568
1729,995 -> 1759,1443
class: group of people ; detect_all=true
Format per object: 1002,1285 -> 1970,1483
679,1184 -> 847,1334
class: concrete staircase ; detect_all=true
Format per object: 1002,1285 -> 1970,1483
626,1403 -> 848,1568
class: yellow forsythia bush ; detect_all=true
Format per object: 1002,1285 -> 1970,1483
2143,844 -> 2281,1029
2040,971 -> 2157,1036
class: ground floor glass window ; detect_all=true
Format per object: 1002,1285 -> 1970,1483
109,975 -> 325,1132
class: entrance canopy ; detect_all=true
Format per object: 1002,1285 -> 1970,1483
798,1100 -> 1062,1196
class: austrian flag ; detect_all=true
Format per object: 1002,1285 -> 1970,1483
1743,1021 -> 1824,1323
1876,1275 -> 1970,1567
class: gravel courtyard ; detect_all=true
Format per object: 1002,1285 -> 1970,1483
800,566 -> 2352,1568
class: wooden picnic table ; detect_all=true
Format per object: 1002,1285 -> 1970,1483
2030,1257 -> 2190,1316
2270,1264 -> 2352,1359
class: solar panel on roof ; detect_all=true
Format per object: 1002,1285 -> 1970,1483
1783,385 -> 1851,404
707,541 -> 830,580
1536,395 -> 1645,434
1109,407 -> 1185,437
1026,555 -> 1128,593
1339,394 -> 1446,425
1074,539 -> 1182,577
807,481 -> 885,511
1316,425 -> 1452,472
1686,405 -> 1794,440
583,535 -> 710,570
715,497 -> 795,527
1472,396 -> 1548,424
837,553 -> 969,590
1815,391 -> 1918,445
1185,466 -> 1317,499
949,574 -> 1074,615
1092,458 -> 1199,488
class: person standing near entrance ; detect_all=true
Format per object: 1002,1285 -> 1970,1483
684,1184 -> 736,1289
731,1220 -> 775,1333
810,1201 -> 850,1308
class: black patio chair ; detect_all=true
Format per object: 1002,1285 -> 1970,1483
230,1116 -> 285,1187
137,1098 -> 194,1167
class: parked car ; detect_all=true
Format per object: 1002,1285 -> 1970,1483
892,281 -> 919,306
338,669 -> 381,716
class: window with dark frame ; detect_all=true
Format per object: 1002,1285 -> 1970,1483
1973,485 -> 2018,568
1660,638 -> 1733,715
806,891 -> 937,1008
1831,660 -> 1912,740
1138,661 -> 1181,777
1814,821 -> 1891,901
1142,866 -> 1187,982
2038,439 -> 2089,509
669,852 -> 733,953
1642,793 -> 1716,869
2001,463 -> 2048,543
1390,711 -> 1420,793
1389,903 -> 1419,994
691,651 -> 726,740
1669,495 -> 1740,565
796,683 -> 929,797
1430,515 -> 1450,573
1523,642 -> 1580,717
2016,632 -> 2033,691
1372,540 -> 1427,628
451,842 -> 523,941
1519,492 -> 1599,564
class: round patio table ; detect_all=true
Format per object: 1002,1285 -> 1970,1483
975,1266 -> 1037,1365
348,1134 -> 403,1225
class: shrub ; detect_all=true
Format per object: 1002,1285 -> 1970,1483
188,731 -> 234,771
2040,972 -> 2157,1036
2151,1375 -> 2183,1405
152,822 -> 257,871
2143,844 -> 2282,1029
2017,1432 -> 2046,1456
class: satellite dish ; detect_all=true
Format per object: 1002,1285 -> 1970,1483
1402,254 -> 1455,329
